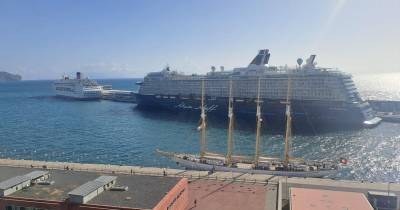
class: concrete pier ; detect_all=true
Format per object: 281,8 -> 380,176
368,100 -> 400,113
101,88 -> 137,102
0,158 -> 398,210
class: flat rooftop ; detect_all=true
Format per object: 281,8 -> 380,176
0,166 -> 180,209
290,188 -> 374,210
186,179 -> 269,210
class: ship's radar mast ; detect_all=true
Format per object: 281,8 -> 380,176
297,58 -> 303,67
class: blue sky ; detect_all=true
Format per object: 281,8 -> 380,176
0,0 -> 399,80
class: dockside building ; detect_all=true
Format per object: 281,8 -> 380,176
0,166 -> 188,210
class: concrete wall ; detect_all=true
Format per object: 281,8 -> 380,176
0,197 -> 141,210
0,197 -> 63,210
82,188 -> 104,204
153,178 -> 189,210
72,203 -> 142,210
69,195 -> 84,205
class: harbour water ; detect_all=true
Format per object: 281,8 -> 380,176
1,73 -> 400,182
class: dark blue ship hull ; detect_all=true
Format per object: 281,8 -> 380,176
136,94 -> 370,128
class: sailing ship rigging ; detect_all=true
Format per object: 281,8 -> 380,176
157,74 -> 341,178
254,78 -> 262,168
199,80 -> 207,161
284,74 -> 292,168
226,80 -> 234,167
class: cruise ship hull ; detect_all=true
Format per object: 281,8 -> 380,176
54,90 -> 102,100
55,94 -> 101,100
136,94 -> 376,128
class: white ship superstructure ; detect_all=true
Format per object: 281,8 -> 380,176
53,72 -> 102,99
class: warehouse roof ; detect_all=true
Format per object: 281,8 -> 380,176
68,176 -> 117,197
88,175 -> 180,209
0,170 -> 48,190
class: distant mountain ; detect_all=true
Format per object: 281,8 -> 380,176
0,71 -> 22,82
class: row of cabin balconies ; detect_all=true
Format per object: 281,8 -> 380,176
142,77 -> 346,91
140,82 -> 348,101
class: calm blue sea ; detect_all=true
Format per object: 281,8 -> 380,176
1,73 -> 400,182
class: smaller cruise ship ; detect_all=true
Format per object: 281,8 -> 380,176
53,72 -> 102,99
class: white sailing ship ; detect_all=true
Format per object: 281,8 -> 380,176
158,75 -> 341,178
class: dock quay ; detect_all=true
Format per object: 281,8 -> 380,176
0,158 -> 399,210
367,100 -> 400,123
101,85 -> 137,102
368,99 -> 400,113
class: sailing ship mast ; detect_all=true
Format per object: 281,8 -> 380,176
199,80 -> 207,160
254,78 -> 262,167
226,80 -> 234,166
283,75 -> 292,167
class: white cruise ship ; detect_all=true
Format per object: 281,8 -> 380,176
53,72 -> 102,99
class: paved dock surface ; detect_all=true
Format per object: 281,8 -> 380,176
0,158 -> 273,183
264,183 -> 278,210
0,165 -> 182,209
